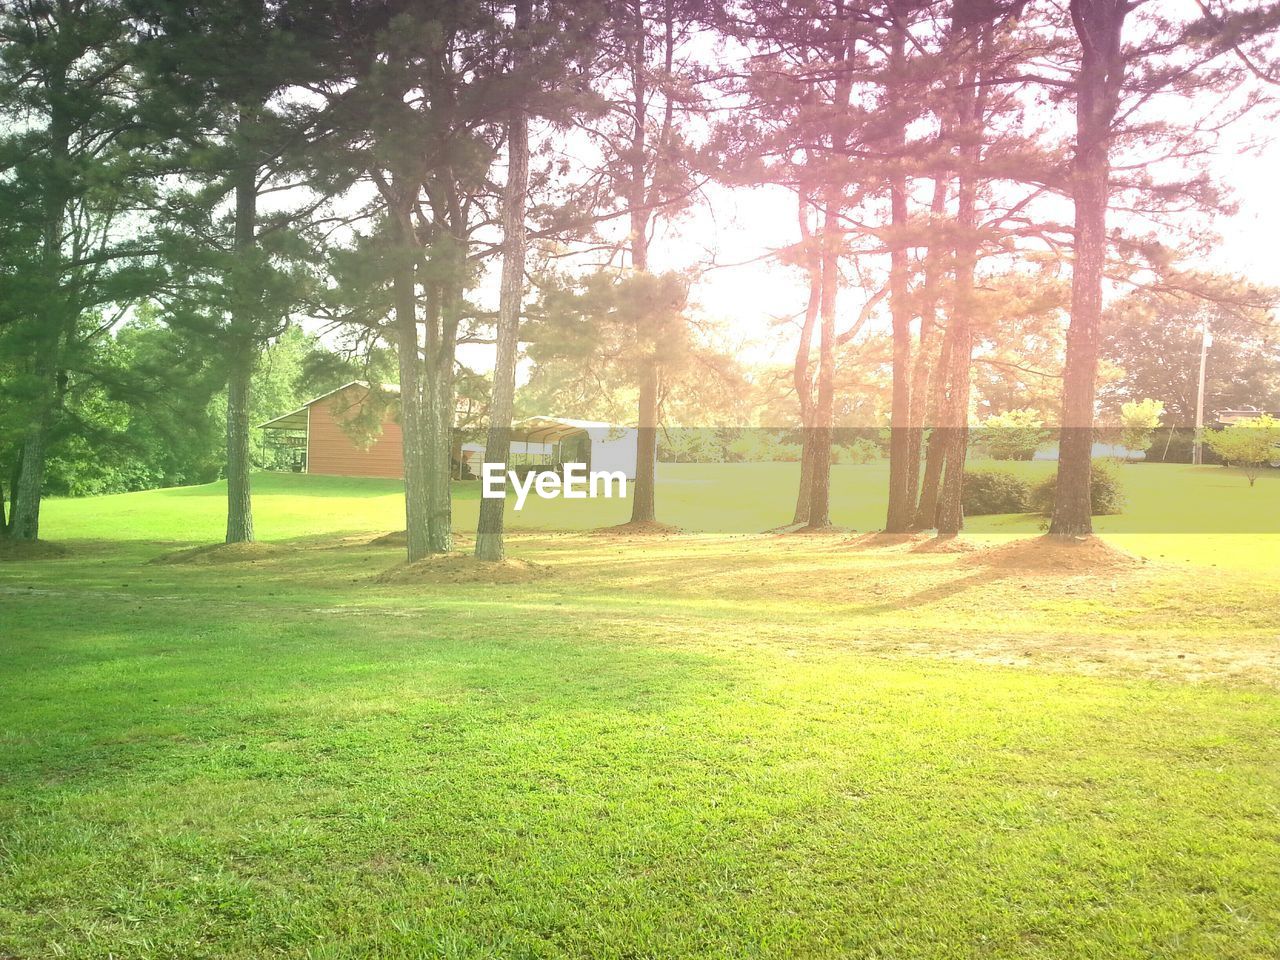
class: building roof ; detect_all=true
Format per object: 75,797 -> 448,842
257,381 -> 398,431
1216,408 -> 1280,425
511,416 -> 625,443
259,389 -> 628,444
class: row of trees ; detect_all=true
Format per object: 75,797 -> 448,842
2,0 -> 1278,561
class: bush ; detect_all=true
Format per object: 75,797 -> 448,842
832,438 -> 884,464
975,409 -> 1052,460
1029,462 -> 1125,516
962,468 -> 1032,515
1204,415 -> 1280,486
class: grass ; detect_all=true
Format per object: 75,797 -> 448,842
36,459 -> 1280,569
3,465 -> 1280,958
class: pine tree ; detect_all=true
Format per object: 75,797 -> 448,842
134,0 -> 325,544
0,0 -> 159,541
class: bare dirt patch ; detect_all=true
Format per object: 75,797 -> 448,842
835,531 -> 932,553
766,523 -> 854,537
374,553 -> 550,585
964,535 -> 1142,572
0,538 -> 71,561
590,520 -> 683,537
368,530 -> 474,549
911,535 -> 982,554
151,541 -> 290,565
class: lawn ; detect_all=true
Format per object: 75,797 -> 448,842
3,466 -> 1279,958
35,460 -> 1280,568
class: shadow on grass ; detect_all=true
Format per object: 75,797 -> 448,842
854,566 -> 1017,615
0,590 -> 729,797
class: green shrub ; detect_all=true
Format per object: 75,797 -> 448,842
833,438 -> 884,464
976,409 -> 1051,460
1029,462 -> 1125,516
962,468 -> 1032,515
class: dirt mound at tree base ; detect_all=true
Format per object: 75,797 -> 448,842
374,553 -> 549,585
766,523 -> 853,537
151,542 -> 289,565
589,520 -> 683,537
0,538 -> 71,561
369,530 -> 473,549
963,535 -> 1142,572
911,535 -> 981,554
842,531 -> 931,550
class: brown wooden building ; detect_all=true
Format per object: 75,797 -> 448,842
258,382 -> 406,478
259,381 -> 637,479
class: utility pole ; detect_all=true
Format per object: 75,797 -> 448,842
1192,319 -> 1212,465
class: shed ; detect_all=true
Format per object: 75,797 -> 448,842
510,416 -> 639,480
259,383 -> 636,480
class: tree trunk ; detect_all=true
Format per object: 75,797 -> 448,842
935,38 -> 987,538
906,177 -> 949,526
10,80 -> 71,544
806,203 -> 839,530
9,415 -> 50,542
791,197 -> 821,526
224,156 -> 257,544
913,321 -> 954,530
394,256 -> 431,564
935,327 -> 973,536
1050,0 -> 1126,538
224,343 -> 255,543
425,293 -> 457,554
884,22 -> 915,533
3,451 -> 21,536
630,360 -> 659,523
792,428 -> 816,526
476,0 -> 531,561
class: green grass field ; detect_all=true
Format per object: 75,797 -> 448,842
3,465 -> 1279,958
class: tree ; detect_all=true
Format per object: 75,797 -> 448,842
474,8 -> 530,558
1205,415 -> 1280,486
977,409 -> 1051,461
1101,287 -> 1280,427
1050,0 -> 1280,536
474,0 -> 595,560
575,0 -> 709,526
0,0 -> 159,541
134,0 -> 325,544
1118,398 -> 1163,457
310,0 -> 514,560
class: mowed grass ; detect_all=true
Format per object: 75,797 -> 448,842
34,459 -> 1280,569
3,468 -> 1280,958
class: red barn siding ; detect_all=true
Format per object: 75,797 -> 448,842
306,387 -> 405,479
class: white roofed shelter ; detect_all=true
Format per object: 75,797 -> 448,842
510,417 -> 639,480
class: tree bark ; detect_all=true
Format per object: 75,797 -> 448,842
425,288 -> 458,554
9,416 -> 50,541
912,317 -> 954,530
475,0 -> 531,561
1050,0 -> 1127,538
10,72 -> 71,544
631,360 -> 659,523
791,196 -> 821,526
806,203 -> 840,529
792,433 -> 816,526
906,177 -> 949,527
224,151 -> 257,544
3,452 -> 21,536
394,254 -> 431,564
935,34 -> 988,538
884,19 -> 915,533
224,340 -> 255,543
